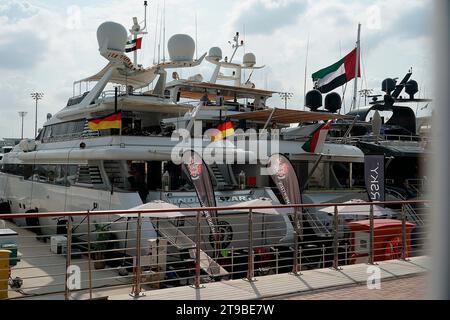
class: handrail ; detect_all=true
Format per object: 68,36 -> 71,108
0,199 -> 430,220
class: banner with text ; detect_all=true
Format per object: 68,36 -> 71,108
364,155 -> 385,202
267,154 -> 302,231
182,150 -> 219,240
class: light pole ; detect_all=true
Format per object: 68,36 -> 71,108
18,111 -> 27,140
30,92 -> 44,138
359,89 -> 373,106
279,92 -> 293,109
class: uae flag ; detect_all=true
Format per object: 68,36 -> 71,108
212,121 -> 235,141
302,120 -> 332,153
87,112 -> 122,131
312,48 -> 360,93
125,37 -> 143,53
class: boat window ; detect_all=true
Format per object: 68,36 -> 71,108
42,119 -> 86,142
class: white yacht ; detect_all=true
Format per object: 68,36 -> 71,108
0,14 -> 367,266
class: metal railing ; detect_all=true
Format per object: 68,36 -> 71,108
0,199 -> 429,300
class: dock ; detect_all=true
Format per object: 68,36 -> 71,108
109,256 -> 429,300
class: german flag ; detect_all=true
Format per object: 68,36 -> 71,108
212,121 -> 235,141
88,112 -> 122,131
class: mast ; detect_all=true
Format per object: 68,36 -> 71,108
303,34 -> 310,111
352,23 -> 361,111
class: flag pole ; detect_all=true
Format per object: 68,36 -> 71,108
352,23 -> 361,111
303,34 -> 310,111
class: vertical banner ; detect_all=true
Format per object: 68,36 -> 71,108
267,154 -> 302,231
364,155 -> 385,202
182,150 -> 219,240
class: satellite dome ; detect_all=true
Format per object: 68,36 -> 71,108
405,80 -> 418,99
324,92 -> 342,113
168,34 -> 195,62
208,47 -> 222,61
97,21 -> 128,52
382,78 -> 396,94
243,53 -> 256,67
305,90 -> 323,111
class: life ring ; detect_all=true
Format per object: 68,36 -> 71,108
384,236 -> 403,260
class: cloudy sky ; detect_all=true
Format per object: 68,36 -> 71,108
0,0 -> 432,139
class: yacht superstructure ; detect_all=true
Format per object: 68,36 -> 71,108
0,12 -> 370,267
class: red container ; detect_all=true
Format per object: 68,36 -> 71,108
348,219 -> 415,264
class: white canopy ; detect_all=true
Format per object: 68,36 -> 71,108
319,200 -> 396,217
78,62 -> 158,89
224,198 -> 292,215
117,201 -> 185,218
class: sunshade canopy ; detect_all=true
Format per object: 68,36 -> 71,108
118,201 -> 185,218
319,200 -> 396,217
228,108 -> 352,124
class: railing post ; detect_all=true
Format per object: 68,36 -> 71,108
292,230 -> 299,275
275,248 -> 279,274
87,211 -> 93,299
333,205 -> 340,270
64,217 -> 72,300
369,204 -> 375,265
246,208 -> 255,282
194,210 -> 201,289
401,204 -> 408,260
131,212 -> 144,297
322,244 -> 325,269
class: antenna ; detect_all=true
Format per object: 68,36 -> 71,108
229,32 -> 244,63
163,0 -> 166,63
129,1 -> 149,66
153,0 -> 160,64
352,23 -> 361,111
195,11 -> 198,60
303,34 -> 310,111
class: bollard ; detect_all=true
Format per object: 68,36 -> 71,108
333,205 -> 339,269
194,211 -> 201,288
369,204 -> 375,264
0,250 -> 11,300
246,209 -> 255,282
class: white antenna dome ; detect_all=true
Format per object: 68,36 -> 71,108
208,47 -> 222,61
243,52 -> 256,67
168,34 -> 195,62
97,21 -> 128,52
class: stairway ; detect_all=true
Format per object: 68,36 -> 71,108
210,163 -> 227,188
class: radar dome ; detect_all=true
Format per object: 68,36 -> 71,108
382,78 -> 396,94
208,47 -> 222,61
243,53 -> 256,67
168,34 -> 195,62
324,92 -> 342,113
305,90 -> 323,111
405,80 -> 418,99
97,21 -> 128,52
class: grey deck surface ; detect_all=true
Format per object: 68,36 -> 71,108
110,256 -> 429,300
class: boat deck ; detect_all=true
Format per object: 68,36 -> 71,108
109,256 -> 429,300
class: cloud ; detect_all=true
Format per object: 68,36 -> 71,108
229,0 -> 307,35
0,32 -> 47,69
0,0 -> 37,23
